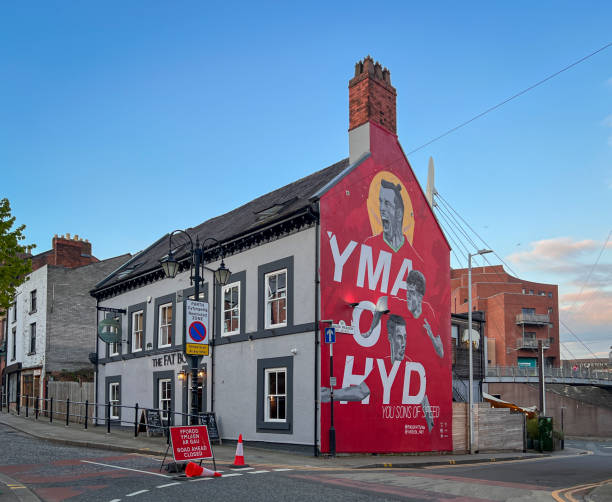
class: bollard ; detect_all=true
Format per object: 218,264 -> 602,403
25,395 -> 29,418
66,398 -> 70,426
106,402 -> 111,434
50,397 -> 53,423
84,400 -> 89,429
134,403 -> 139,437
35,397 -> 39,420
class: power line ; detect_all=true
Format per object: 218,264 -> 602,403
407,42 -> 612,155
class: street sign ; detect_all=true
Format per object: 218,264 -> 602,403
97,318 -> 121,343
330,377 -> 337,387
169,425 -> 213,462
185,300 -> 209,356
324,327 -> 336,343
96,306 -> 127,314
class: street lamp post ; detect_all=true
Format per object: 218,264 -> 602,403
160,230 -> 231,426
467,249 -> 492,454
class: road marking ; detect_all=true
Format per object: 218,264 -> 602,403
248,470 -> 270,474
273,468 -> 294,472
221,473 -> 243,477
551,478 -> 612,502
81,460 -> 171,478
126,490 -> 149,497
109,499 -> 121,502
230,466 -> 253,470
157,482 -> 181,488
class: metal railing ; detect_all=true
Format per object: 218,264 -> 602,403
516,337 -> 552,350
515,313 -> 550,325
486,365 -> 612,383
0,392 -> 209,442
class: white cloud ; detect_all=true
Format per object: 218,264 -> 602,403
507,237 -> 599,264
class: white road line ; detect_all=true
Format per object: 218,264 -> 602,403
220,473 -> 243,477
81,460 -> 170,478
248,470 -> 270,474
231,466 -> 254,471
273,468 -> 294,471
126,490 -> 149,497
156,482 -> 181,488
109,499 -> 121,502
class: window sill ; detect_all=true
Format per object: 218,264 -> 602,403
29,310 -> 37,315
265,323 -> 287,330
26,352 -> 36,356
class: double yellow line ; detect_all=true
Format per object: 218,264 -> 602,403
552,478 -> 612,502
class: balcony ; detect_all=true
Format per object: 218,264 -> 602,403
515,312 -> 550,325
516,337 -> 552,350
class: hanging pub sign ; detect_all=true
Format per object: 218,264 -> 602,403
97,317 -> 122,344
185,299 -> 209,356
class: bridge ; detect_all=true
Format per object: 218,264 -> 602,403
485,366 -> 612,388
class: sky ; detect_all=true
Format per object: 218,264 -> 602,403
1,1 -> 610,360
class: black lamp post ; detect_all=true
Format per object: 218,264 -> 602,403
160,230 -> 231,425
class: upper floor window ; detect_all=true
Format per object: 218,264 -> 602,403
522,308 -> 535,315
30,290 -> 37,313
29,323 -> 36,354
548,292 -> 553,298
11,302 -> 16,323
11,327 -> 16,361
222,282 -> 240,336
158,303 -> 173,347
132,311 -> 144,352
265,270 -> 287,328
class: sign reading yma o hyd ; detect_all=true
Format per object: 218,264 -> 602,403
185,300 -> 209,356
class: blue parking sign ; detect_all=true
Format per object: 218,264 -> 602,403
324,327 -> 336,343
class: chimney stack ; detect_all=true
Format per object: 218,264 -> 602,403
348,56 -> 397,164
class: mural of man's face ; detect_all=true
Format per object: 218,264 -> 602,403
406,283 -> 423,318
379,186 -> 400,239
389,323 -> 407,362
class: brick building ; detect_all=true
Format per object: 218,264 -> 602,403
451,265 -> 560,368
2,234 -> 130,411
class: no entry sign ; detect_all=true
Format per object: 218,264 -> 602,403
185,300 -> 209,356
170,425 -> 213,462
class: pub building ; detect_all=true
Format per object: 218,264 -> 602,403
91,57 -> 452,454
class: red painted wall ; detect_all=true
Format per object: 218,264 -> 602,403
319,123 -> 452,453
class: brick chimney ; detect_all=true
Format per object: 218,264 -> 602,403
348,56 -> 397,164
31,234 -> 98,270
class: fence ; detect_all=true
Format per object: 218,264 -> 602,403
486,365 -> 612,382
0,391 -> 208,443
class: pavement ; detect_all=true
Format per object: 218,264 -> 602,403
0,409 -> 596,501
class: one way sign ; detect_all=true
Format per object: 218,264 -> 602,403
324,327 -> 336,343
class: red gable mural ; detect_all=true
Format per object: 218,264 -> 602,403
319,121 -> 451,453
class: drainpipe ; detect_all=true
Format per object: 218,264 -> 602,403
312,201 -> 320,457
94,297 -> 99,425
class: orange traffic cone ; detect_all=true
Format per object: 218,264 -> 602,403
185,462 -> 222,478
230,434 -> 249,468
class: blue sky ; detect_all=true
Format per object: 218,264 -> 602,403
1,2 -> 610,359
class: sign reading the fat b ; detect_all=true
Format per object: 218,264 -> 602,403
170,425 -> 213,462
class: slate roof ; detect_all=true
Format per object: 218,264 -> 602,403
93,157 -> 350,294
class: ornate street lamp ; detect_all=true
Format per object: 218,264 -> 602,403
160,230 -> 231,425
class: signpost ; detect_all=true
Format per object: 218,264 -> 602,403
324,326 -> 336,456
185,300 -> 209,356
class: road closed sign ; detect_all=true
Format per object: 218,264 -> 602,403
170,425 -> 213,462
185,299 -> 209,356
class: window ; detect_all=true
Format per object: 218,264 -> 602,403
522,289 -> 526,294
265,270 -> 287,328
30,290 -> 37,313
11,327 -> 16,360
158,303 -> 173,347
256,356 -> 293,433
522,308 -> 535,315
222,282 -> 240,335
109,382 -> 120,419
11,302 -> 16,323
529,290 -> 534,295
107,315 -> 120,356
29,323 -> 36,354
548,292 -> 553,298
159,379 -> 172,421
131,310 -> 144,352
264,368 -> 287,422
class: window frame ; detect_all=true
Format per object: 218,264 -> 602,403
105,375 -> 121,421
264,367 -> 287,422
30,290 -> 37,313
159,378 -> 172,421
131,310 -> 144,352
256,356 -> 293,433
264,269 -> 288,329
29,322 -> 36,354
11,302 -> 16,323
221,281 -> 241,336
11,327 -> 16,361
257,257 -> 294,334
158,302 -> 173,348
154,294 -> 175,350
109,382 -> 120,419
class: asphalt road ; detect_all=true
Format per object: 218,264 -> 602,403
0,425 -> 610,502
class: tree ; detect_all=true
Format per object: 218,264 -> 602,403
0,198 -> 35,315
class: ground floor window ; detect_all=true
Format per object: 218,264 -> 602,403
256,356 -> 293,433
264,368 -> 286,422
109,382 -> 120,419
159,379 -> 172,421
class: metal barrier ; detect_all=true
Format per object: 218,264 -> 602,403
0,392 -> 206,441
486,366 -> 612,386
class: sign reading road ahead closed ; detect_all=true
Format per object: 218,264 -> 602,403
170,425 -> 213,462
185,300 -> 209,356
